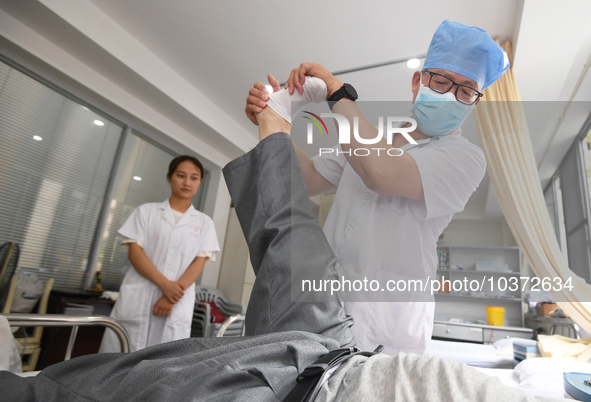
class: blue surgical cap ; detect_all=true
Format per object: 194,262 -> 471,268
423,20 -> 510,90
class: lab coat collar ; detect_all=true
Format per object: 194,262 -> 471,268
400,126 -> 464,151
440,126 -> 463,140
158,199 -> 197,227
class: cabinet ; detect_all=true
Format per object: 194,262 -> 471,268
433,321 -> 533,344
36,291 -> 114,370
434,246 -> 525,328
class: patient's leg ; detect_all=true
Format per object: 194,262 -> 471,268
223,110 -> 354,348
317,353 -> 566,402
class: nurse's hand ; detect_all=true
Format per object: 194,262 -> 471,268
153,297 -> 174,317
161,280 -> 185,303
245,74 -> 280,126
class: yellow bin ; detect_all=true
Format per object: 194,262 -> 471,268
486,306 -> 504,326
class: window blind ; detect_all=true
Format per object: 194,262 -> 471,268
0,61 -> 123,292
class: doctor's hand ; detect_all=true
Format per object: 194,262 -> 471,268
245,74 -> 281,126
160,280 -> 185,304
285,63 -> 342,98
153,296 -> 174,317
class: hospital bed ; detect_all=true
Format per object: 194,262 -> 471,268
476,358 -> 591,399
428,337 -> 591,399
428,337 -> 515,368
3,318 -> 585,400
3,313 -> 585,400
3,312 -> 244,372
1,313 -> 130,373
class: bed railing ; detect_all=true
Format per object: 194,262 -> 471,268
1,313 -> 130,360
214,314 -> 245,337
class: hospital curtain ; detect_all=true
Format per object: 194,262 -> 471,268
318,193 -> 336,228
473,41 -> 591,334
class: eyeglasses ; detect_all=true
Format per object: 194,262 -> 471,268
422,70 -> 483,105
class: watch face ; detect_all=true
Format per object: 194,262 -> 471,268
344,84 -> 358,99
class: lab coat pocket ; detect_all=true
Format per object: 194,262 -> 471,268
112,283 -> 150,323
366,270 -> 434,352
165,290 -> 195,342
111,283 -> 150,350
170,292 -> 194,326
376,194 -> 406,215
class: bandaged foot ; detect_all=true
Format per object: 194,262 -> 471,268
266,77 -> 327,124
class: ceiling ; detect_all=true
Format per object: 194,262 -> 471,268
0,0 -> 590,221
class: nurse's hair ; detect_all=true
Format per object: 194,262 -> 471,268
167,155 -> 204,180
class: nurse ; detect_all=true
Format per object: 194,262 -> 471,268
245,21 -> 509,355
100,155 -> 220,352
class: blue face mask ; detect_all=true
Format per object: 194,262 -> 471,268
411,83 -> 475,137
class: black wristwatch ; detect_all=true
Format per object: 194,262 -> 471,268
327,83 -> 358,111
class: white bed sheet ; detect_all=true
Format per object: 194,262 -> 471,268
476,358 -> 591,400
475,367 -> 520,388
428,337 -> 515,368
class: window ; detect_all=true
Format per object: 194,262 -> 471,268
0,60 -> 123,291
581,127 -> 591,205
553,124 -> 591,283
544,116 -> 591,283
544,179 -> 557,236
553,176 -> 569,264
0,57 -> 212,293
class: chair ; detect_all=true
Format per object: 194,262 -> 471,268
214,314 -> 246,337
0,242 -> 19,311
192,285 -> 245,338
195,285 -> 228,304
4,274 -> 55,371
550,322 -> 581,339
191,301 -> 211,337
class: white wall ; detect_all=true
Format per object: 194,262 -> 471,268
438,218 -> 515,248
215,208 -> 248,303
199,174 -> 232,288
215,207 -> 256,308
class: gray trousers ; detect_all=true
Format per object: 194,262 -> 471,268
0,133 -> 355,401
226,133 -> 354,342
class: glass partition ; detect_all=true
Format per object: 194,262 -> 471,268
0,61 -> 123,291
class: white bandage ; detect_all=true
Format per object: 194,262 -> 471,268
266,77 -> 327,124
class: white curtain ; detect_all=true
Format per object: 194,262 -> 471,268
318,193 -> 336,228
473,41 -> 591,335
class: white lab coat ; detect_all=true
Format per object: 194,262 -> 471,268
100,200 -> 219,353
312,128 -> 486,355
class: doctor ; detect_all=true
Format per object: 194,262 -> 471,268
101,155 -> 220,353
245,20 -> 509,355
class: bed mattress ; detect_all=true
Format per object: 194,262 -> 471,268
428,338 -> 515,368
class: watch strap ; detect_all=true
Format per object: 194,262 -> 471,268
327,84 -> 356,111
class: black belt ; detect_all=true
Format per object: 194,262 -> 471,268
283,345 -> 384,402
